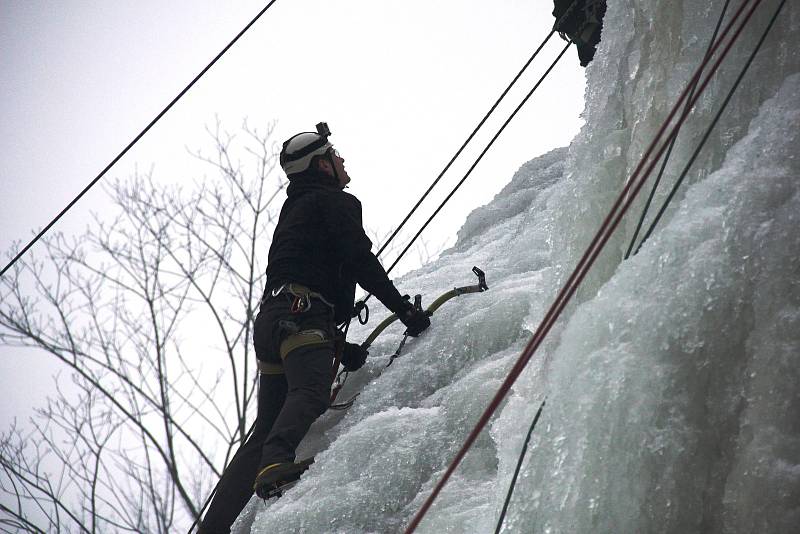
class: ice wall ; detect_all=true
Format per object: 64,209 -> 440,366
243,1 -> 799,532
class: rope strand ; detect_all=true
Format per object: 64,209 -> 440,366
494,399 -> 546,534
404,1 -> 764,530
0,0 -> 282,278
375,0 -> 584,260
625,0 -> 732,259
385,42 -> 572,278
635,0 -> 786,255
376,30 -> 555,259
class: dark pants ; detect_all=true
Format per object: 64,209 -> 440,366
199,295 -> 335,534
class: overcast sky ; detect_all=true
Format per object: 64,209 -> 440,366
1,0 -> 586,423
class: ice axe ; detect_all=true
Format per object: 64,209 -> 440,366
329,266 -> 489,410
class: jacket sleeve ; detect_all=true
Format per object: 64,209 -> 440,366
325,191 -> 408,314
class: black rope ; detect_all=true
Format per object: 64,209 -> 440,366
490,8 -> 785,528
633,0 -> 786,256
494,399 -> 546,534
624,0 -> 732,259
375,0 -> 591,260
375,31 -> 555,259
0,0 -> 282,279
188,418 -> 258,533
384,41 -> 573,279
492,15 -> 788,531
359,40 -> 572,309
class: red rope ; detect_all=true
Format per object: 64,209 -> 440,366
404,0 -> 764,530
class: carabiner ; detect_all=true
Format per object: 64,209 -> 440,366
290,294 -> 310,314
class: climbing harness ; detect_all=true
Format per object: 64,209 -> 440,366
405,0 -> 774,530
328,267 -> 489,411
267,282 -> 335,315
4,0 -> 283,280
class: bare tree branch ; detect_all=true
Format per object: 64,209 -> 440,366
1,121 -> 282,532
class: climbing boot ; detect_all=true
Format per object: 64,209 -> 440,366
253,458 -> 314,499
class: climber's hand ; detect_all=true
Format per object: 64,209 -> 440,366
399,304 -> 431,337
341,342 -> 369,372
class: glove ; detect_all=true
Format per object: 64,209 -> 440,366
398,303 -> 431,337
341,342 -> 368,372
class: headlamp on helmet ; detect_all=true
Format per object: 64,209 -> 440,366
280,122 -> 334,177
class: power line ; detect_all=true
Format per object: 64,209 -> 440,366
0,0 -> 282,278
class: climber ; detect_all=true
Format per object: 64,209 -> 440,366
198,123 -> 430,533
552,0 -> 607,66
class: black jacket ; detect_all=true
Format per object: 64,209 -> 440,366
265,170 -> 407,324
552,0 -> 606,66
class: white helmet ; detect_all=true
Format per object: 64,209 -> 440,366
280,122 -> 333,177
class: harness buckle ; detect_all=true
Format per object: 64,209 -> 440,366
290,294 -> 311,314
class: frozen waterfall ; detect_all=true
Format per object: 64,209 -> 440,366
238,1 -> 799,532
